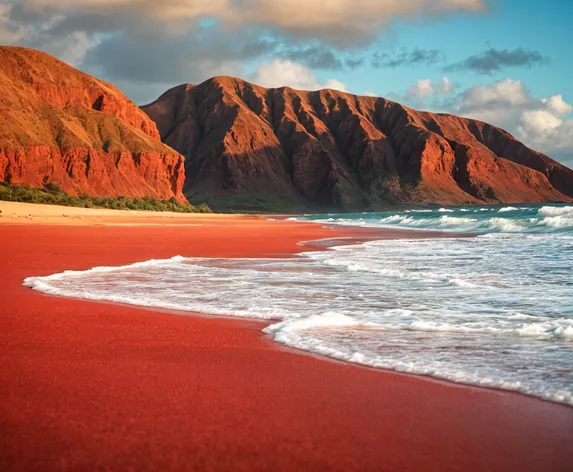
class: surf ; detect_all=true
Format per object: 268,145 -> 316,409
23,204 -> 573,406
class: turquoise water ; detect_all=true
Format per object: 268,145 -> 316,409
296,204 -> 573,235
23,204 -> 573,405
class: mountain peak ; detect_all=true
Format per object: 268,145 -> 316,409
0,46 -> 186,202
143,77 -> 572,211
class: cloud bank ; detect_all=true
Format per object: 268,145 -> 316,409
252,59 -> 348,92
0,0 -> 487,102
6,0 -> 487,45
406,77 -> 454,99
398,77 -> 573,166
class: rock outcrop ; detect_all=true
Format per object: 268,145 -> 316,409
143,77 -> 572,210
0,47 -> 186,202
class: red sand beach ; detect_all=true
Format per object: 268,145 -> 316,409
1,207 -> 572,471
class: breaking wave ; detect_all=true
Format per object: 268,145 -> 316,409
295,204 -> 573,235
23,205 -> 573,407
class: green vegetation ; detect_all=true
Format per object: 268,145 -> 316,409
0,182 -> 212,213
188,193 -> 313,214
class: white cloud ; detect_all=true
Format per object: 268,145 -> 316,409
460,79 -> 529,109
1,0 -> 486,102
457,81 -> 573,160
323,79 -> 348,93
521,110 -> 563,136
13,0 -> 486,45
543,95 -> 572,116
442,77 -> 454,94
516,97 -> 573,164
407,77 -> 454,100
398,77 -> 573,165
47,31 -> 99,67
253,59 -> 347,92
408,79 -> 433,99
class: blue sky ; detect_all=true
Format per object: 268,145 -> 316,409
1,0 -> 572,166
317,0 -> 572,100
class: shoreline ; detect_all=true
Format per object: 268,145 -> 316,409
1,203 -> 572,471
20,225 -> 568,410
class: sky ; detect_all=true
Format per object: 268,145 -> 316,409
1,0 -> 572,167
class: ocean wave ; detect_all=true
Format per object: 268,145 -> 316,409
266,313 -> 573,406
487,217 -> 526,232
539,215 -> 573,229
22,225 -> 573,407
407,319 -> 573,340
379,215 -> 414,224
539,205 -> 573,217
437,216 -> 478,226
497,206 -> 519,213
298,204 -> 573,235
311,249 -> 493,289
265,311 -> 377,345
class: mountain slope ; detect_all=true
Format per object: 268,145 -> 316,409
143,77 -> 572,211
0,47 -> 186,202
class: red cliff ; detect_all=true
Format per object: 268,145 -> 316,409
0,47 -> 186,202
143,77 -> 572,210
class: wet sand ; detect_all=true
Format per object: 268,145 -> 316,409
1,203 -> 572,471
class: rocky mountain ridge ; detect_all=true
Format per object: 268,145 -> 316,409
1,47 -> 571,212
0,47 -> 186,202
143,76 -> 572,211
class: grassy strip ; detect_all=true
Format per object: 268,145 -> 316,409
0,182 -> 212,213
188,193 -> 314,214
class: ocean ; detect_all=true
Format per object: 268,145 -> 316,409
24,204 -> 573,405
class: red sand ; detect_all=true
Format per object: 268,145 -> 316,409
1,221 -> 572,471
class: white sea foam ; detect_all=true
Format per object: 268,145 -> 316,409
266,313 -> 573,405
487,217 -> 525,232
539,205 -> 573,216
379,215 -> 414,224
556,326 -> 573,339
437,216 -> 477,226
540,215 -> 573,229
497,206 -> 519,213
299,204 -> 573,235
24,205 -> 573,407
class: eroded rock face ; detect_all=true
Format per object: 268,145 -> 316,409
0,47 -> 186,202
143,77 -> 573,210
